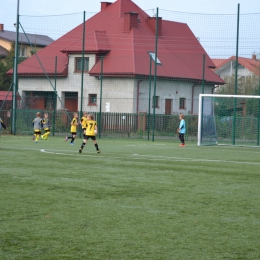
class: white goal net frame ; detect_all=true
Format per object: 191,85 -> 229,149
198,94 -> 260,146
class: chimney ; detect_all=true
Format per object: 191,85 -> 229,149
124,12 -> 138,32
0,24 -> 4,31
147,17 -> 162,36
101,2 -> 112,11
252,54 -> 257,60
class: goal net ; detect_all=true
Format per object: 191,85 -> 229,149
198,94 -> 260,146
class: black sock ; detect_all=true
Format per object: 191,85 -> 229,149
81,143 -> 86,149
95,143 -> 99,150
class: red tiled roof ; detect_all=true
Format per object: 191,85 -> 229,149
213,56 -> 260,75
211,59 -> 227,68
0,91 -> 12,101
9,0 -> 224,84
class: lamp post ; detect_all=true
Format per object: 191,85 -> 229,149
147,51 -> 161,142
12,0 -> 20,134
98,55 -> 104,138
147,54 -> 152,140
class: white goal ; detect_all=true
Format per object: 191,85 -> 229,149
198,94 -> 260,146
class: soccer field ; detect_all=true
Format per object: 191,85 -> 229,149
1,135 -> 260,259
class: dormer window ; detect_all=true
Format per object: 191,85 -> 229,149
75,57 -> 89,73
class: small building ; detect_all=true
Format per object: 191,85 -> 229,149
212,55 -> 260,93
9,0 -> 224,115
212,55 -> 260,79
0,23 -> 53,58
0,91 -> 18,110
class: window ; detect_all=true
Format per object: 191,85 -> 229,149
148,52 -> 162,65
179,98 -> 186,109
18,46 -> 26,57
88,94 -> 97,106
152,96 -> 159,108
75,57 -> 89,72
234,63 -> 245,70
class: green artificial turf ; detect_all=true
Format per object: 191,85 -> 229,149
0,135 -> 260,259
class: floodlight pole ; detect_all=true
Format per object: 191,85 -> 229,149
152,7 -> 159,142
80,11 -> 86,138
147,55 -> 152,140
12,0 -> 20,134
98,55 -> 104,138
232,3 -> 240,145
202,53 -> 205,94
52,56 -> 58,136
257,67 -> 260,146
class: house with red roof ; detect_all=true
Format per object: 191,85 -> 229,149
212,55 -> 260,79
9,0 -> 224,115
0,91 -> 21,110
0,23 -> 53,58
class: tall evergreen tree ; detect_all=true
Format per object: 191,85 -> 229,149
0,42 -> 15,91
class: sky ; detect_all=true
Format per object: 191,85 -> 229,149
1,0 -> 259,58
1,0 -> 259,31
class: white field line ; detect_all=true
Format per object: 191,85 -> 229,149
3,146 -> 260,166
39,149 -> 260,166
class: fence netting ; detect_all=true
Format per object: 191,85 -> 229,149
1,4 -> 260,142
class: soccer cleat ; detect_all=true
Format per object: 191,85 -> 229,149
180,144 -> 185,147
79,148 -> 82,153
70,143 -> 74,145
65,136 -> 68,141
41,135 -> 44,139
97,150 -> 101,153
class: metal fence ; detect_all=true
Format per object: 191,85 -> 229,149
0,109 -> 198,141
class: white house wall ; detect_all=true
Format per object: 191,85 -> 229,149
216,61 -> 253,79
18,53 -> 213,114
138,80 -> 213,115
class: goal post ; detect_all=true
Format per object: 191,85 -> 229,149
198,94 -> 260,146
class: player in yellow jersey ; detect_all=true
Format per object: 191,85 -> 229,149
41,113 -> 51,140
32,112 -> 43,143
65,113 -> 78,145
79,113 -> 100,153
80,112 -> 88,135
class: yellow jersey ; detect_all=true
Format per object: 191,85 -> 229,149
70,118 -> 78,133
86,119 -> 97,136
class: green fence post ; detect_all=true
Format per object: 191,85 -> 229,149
202,53 -> 205,94
152,7 -> 159,142
98,55 -> 104,138
79,11 -> 86,138
12,0 -> 20,135
257,70 -> 260,146
232,3 -> 240,145
52,56 -> 57,136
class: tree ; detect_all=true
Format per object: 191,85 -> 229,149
0,42 -> 27,91
0,42 -> 15,91
216,73 -> 260,96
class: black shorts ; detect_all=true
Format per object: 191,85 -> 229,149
71,132 -> 77,135
83,135 -> 96,141
34,130 -> 41,135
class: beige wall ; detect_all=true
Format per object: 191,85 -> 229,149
0,38 -> 44,57
18,53 -> 215,114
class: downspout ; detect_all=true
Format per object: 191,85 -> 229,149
136,80 -> 143,113
212,85 -> 220,94
191,84 -> 199,114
